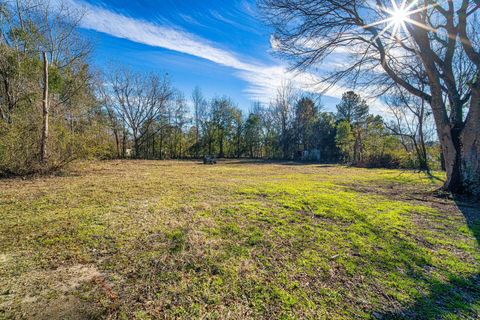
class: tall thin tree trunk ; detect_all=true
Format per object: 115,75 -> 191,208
152,134 -> 156,159
113,129 -> 120,159
159,132 -> 164,160
418,116 -> 429,172
40,52 -> 49,164
122,129 -> 127,158
237,131 -> 241,159
179,131 -> 183,159
195,123 -> 199,158
219,134 -> 224,158
353,128 -> 362,165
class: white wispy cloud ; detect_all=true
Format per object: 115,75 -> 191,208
67,0 -> 348,104
178,14 -> 206,28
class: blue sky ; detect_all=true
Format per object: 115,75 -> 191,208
71,0 -> 345,111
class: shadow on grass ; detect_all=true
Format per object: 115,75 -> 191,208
426,172 -> 444,183
377,198 -> 480,320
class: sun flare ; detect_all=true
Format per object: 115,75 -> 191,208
384,0 -> 415,32
364,0 -> 434,46
390,6 -> 410,26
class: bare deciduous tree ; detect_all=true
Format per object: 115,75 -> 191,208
97,78 -> 124,158
385,87 -> 434,171
40,51 -> 48,163
192,86 -> 207,158
260,0 -> 480,197
111,69 -> 173,158
272,81 -> 296,159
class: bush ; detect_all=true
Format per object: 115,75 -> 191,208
0,105 -> 115,176
363,153 -> 401,169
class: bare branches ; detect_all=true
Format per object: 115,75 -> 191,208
109,69 -> 174,157
260,0 -> 478,112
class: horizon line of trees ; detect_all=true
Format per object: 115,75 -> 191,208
100,71 -> 440,171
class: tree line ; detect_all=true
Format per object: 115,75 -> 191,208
99,70 -> 439,170
1,0 -> 442,178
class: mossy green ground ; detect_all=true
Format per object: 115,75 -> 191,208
0,160 -> 478,319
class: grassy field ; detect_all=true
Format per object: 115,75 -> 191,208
0,160 -> 479,319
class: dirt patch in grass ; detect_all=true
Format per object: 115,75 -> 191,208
0,263 -> 109,319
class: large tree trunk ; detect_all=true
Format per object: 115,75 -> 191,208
457,90 -> 480,197
440,110 -> 480,198
460,130 -> 480,197
440,127 -> 462,193
40,52 -> 49,164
